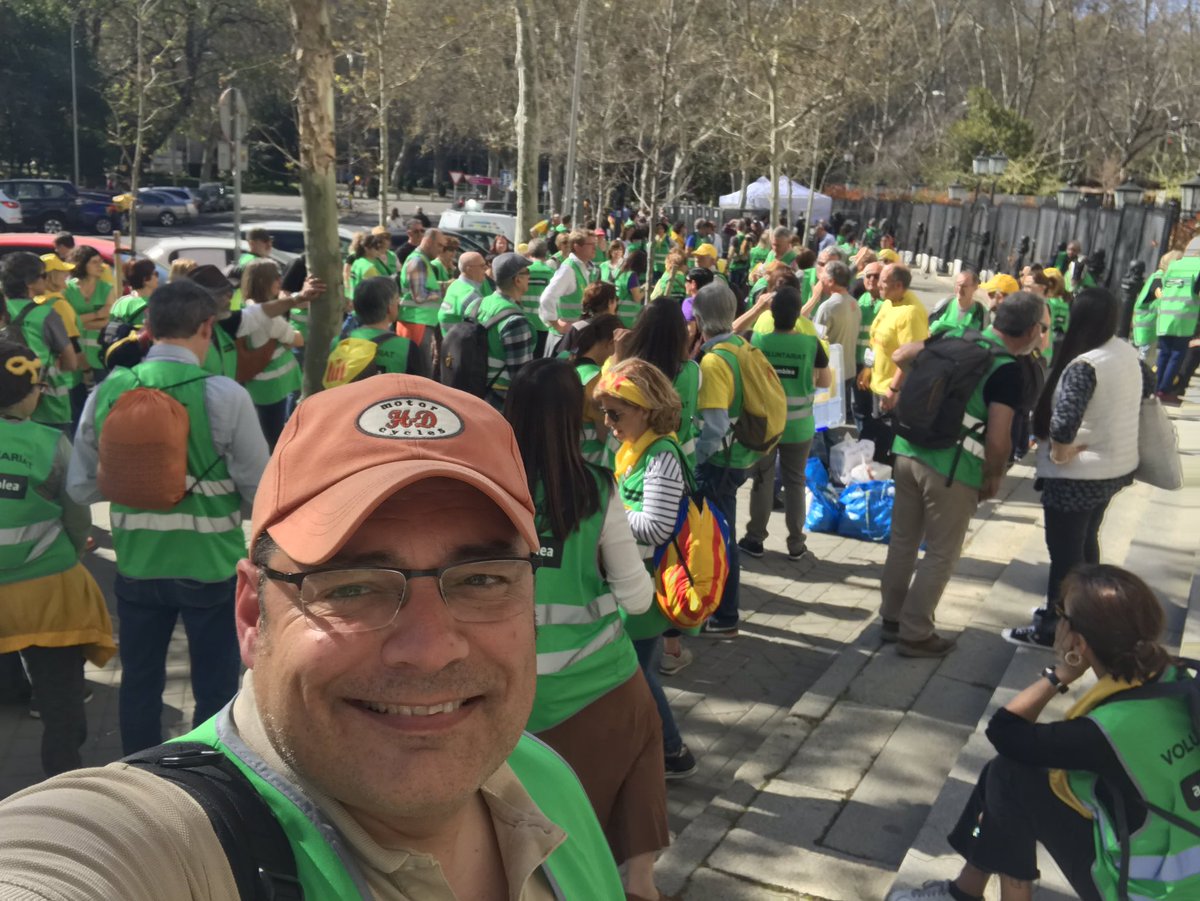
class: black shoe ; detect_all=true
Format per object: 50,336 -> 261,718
665,745 -> 698,780
881,618 -> 899,642
787,547 -> 813,563
1001,625 -> 1055,650
700,619 -> 739,639
737,536 -> 764,558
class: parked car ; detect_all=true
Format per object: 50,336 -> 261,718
132,190 -> 194,227
437,209 -> 516,243
196,183 -> 232,212
437,227 -> 491,256
74,192 -> 123,235
0,178 -> 83,233
0,189 -> 22,231
142,186 -> 200,217
140,236 -> 296,272
240,220 -> 357,257
0,232 -> 163,281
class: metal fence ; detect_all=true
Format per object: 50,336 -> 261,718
830,199 -> 1179,289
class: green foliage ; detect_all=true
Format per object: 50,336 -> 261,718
0,1 -> 110,180
946,87 -> 1034,170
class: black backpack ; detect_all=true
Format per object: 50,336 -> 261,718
123,742 -> 302,900
0,301 -> 37,344
438,300 -> 524,397
894,329 -> 1012,475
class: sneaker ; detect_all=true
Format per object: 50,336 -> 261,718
1001,624 -> 1055,650
1157,391 -> 1183,407
29,687 -> 94,719
659,647 -> 694,676
737,536 -> 765,558
897,633 -> 956,658
786,547 -> 812,563
700,619 -> 739,639
664,745 -> 697,780
881,618 -> 899,642
887,879 -> 960,901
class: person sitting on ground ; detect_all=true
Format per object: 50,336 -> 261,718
0,340 -> 115,776
504,359 -> 670,901
893,564 -> 1200,901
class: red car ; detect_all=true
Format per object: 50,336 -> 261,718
0,232 -> 131,266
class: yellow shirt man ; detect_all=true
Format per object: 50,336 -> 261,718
869,289 -> 928,395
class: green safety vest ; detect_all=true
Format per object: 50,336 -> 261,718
35,295 -> 82,391
589,245 -> 606,283
289,306 -> 309,344
651,238 -> 670,273
175,710 -> 625,901
929,298 -> 988,338
765,249 -> 798,268
1066,667 -> 1200,900
653,271 -> 687,301
1156,257 -> 1200,338
1132,271 -> 1162,347
64,278 -> 112,370
729,233 -> 751,270
554,259 -> 589,323
616,435 -> 684,641
398,250 -> 442,325
203,324 -> 238,380
748,276 -> 769,303
5,298 -> 72,426
245,333 -> 300,406
0,417 -> 76,586
348,255 -> 389,298
338,327 -> 415,374
799,267 -> 817,308
522,261 -> 554,334
95,359 -> 245,581
708,335 -> 767,471
752,325 -> 819,443
529,467 -> 637,732
748,244 -> 769,275
575,361 -> 607,467
1047,295 -> 1070,339
892,330 -> 1013,491
439,276 -> 483,337
598,261 -> 619,284
674,360 -> 700,468
109,293 -> 148,327
857,294 -> 883,366
237,252 -> 258,266
614,271 -> 641,328
478,293 -> 527,397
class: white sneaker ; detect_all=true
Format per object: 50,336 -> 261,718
887,880 -> 957,901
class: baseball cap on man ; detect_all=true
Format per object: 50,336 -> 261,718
981,273 -> 1020,296
690,244 -> 718,259
251,375 -> 539,565
39,253 -> 75,274
492,252 -> 532,286
0,341 -> 41,409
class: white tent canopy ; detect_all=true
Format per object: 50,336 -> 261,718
718,176 -> 832,225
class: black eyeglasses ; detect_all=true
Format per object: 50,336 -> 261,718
1054,603 -> 1071,622
258,557 -> 534,633
600,407 -> 622,422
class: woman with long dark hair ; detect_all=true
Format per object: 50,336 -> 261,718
615,248 -> 648,328
570,313 -> 622,467
1003,288 -> 1149,649
504,358 -> 671,901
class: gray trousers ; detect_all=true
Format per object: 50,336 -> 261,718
746,439 -> 814,556
879,455 -> 979,642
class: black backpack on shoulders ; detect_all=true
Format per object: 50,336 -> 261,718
439,300 -> 524,397
894,329 -> 1012,455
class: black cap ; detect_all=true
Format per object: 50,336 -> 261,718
0,339 -> 41,409
188,264 -> 237,297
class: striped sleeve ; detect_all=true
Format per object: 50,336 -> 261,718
627,451 -> 686,547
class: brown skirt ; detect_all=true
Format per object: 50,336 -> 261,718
536,668 -> 670,864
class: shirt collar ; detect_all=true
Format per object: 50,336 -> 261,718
146,343 -> 200,366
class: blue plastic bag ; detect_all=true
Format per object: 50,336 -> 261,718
836,480 -> 894,543
806,455 -> 829,492
804,486 -> 842,533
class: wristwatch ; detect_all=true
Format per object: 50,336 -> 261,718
1042,666 -> 1069,694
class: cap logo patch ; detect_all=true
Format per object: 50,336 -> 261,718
356,397 -> 463,439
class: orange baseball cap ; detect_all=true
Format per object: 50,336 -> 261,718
250,375 -> 539,565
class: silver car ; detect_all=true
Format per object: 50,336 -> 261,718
133,190 -> 195,227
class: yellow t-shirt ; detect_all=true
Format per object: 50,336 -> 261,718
35,292 -> 82,339
869,291 -> 929,394
698,343 -> 736,410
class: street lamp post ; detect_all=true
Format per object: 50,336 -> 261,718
70,21 -> 80,186
947,180 -> 967,203
1057,183 -> 1081,211
971,152 -> 1008,202
1112,180 -> 1143,211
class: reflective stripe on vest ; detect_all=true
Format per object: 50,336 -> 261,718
1128,845 -> 1200,883
184,476 -> 238,497
786,393 -> 815,420
0,518 -> 64,561
254,348 -> 299,381
111,510 -> 243,533
536,593 -> 618,626
536,619 -> 624,675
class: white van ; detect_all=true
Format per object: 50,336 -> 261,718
437,209 -> 516,244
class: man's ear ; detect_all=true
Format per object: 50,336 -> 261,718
235,558 -> 264,668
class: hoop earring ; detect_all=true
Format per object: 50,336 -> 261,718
1065,650 -> 1083,667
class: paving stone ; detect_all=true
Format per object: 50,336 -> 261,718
842,650 -> 941,710
682,866 -> 801,900
775,702 -> 903,794
935,627 -> 1016,691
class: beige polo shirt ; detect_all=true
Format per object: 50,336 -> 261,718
0,674 -> 563,900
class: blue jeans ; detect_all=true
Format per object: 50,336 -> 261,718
697,462 -> 748,626
632,636 -> 682,755
1156,335 -> 1191,394
115,574 -> 241,755
255,398 -> 289,451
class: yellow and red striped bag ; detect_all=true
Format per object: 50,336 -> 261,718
652,468 -> 732,629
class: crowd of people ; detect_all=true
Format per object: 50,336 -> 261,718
0,205 -> 1197,900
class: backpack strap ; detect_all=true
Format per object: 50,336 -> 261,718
123,742 -> 303,901
370,332 -> 399,348
6,300 -> 39,338
482,306 -> 528,393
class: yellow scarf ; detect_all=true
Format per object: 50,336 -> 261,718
614,429 -> 675,483
1049,674 -> 1145,817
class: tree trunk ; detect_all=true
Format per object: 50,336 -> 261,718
288,0 -> 342,398
548,155 -> 563,217
768,49 -> 780,228
376,6 -> 390,228
513,0 -> 541,240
